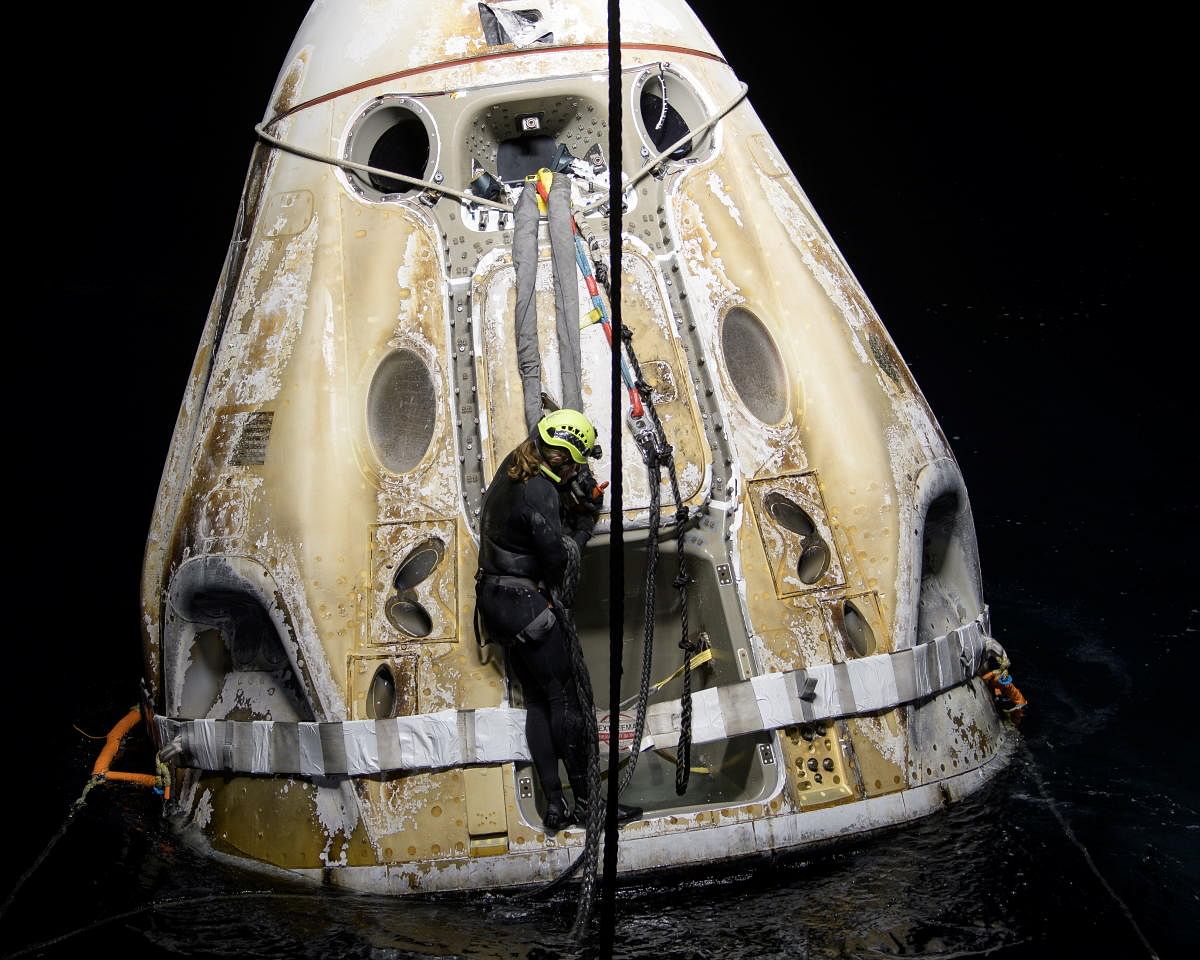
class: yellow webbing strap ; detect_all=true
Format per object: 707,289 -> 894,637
618,648 -> 713,710
526,168 -> 554,214
651,647 -> 713,693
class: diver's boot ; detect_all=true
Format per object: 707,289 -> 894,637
542,796 -> 572,834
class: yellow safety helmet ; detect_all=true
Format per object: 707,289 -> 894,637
537,409 -> 597,465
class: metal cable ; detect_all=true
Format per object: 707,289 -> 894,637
578,82 -> 749,217
253,122 -> 513,211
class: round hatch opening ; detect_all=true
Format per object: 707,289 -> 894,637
633,67 -> 713,161
345,97 -> 437,201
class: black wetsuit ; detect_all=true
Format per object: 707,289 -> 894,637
476,451 -> 594,807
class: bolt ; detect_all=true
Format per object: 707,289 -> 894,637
434,171 -> 444,183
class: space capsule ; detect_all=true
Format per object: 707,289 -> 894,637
141,0 -> 1017,893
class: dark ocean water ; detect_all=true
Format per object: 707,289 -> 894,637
2,575 -> 1194,960
6,4 -> 1195,959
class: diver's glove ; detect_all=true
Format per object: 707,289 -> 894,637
570,506 -> 597,543
570,465 -> 607,516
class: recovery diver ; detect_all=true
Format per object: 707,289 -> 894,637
475,409 -> 640,832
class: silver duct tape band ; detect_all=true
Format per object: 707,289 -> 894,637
154,708 -> 528,777
156,613 -> 995,776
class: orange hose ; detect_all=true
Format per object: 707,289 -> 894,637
90,707 -> 164,793
91,708 -> 141,776
103,771 -> 159,787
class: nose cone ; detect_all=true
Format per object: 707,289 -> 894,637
269,0 -> 722,118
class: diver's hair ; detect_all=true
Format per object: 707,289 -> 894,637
507,436 -> 546,482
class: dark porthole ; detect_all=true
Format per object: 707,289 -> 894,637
721,307 -> 788,424
762,491 -> 831,585
367,349 -> 437,473
385,595 -> 434,638
841,599 -> 877,657
635,69 -> 712,161
367,664 -> 397,719
764,491 -> 815,537
346,99 -> 434,200
367,114 -> 429,193
797,539 -> 830,585
393,538 -> 446,591
640,88 -> 693,159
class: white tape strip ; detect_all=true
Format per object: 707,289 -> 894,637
158,613 -> 996,777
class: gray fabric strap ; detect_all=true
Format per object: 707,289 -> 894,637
319,723 -> 348,776
937,635 -> 959,685
156,614 -> 999,778
893,648 -> 918,704
272,723 -> 300,774
832,662 -> 857,715
547,174 -> 583,411
792,670 -> 816,722
459,710 -> 478,763
717,682 -> 763,738
513,186 -> 542,431
915,640 -> 939,697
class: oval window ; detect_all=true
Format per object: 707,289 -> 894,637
841,600 -> 877,658
367,664 -> 397,719
385,595 -> 434,638
346,98 -> 435,200
720,307 -> 789,424
367,349 -> 437,473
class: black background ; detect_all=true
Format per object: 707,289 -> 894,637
12,2 -> 1195,956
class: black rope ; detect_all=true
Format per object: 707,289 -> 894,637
609,300 -> 694,795
599,1 -> 623,947
542,542 -> 606,939
619,436 -> 659,793
0,777 -> 101,921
